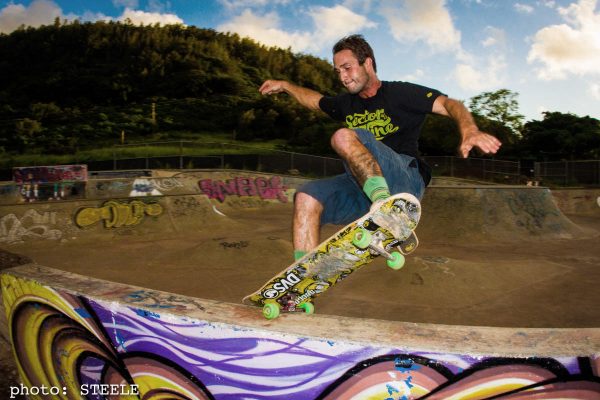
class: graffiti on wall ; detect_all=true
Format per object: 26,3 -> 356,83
199,176 -> 289,203
13,165 -> 88,202
130,178 -> 163,197
0,210 -> 62,244
92,177 -> 185,198
2,272 -> 599,400
74,200 -> 163,229
129,178 -> 184,197
13,165 -> 88,184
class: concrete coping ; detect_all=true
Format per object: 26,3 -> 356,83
2,264 -> 598,360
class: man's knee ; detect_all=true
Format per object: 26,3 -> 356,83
294,191 -> 323,213
330,128 -> 359,152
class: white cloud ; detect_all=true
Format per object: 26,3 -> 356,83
399,69 -> 424,82
119,8 -> 183,25
454,54 -> 507,91
481,26 -> 506,48
0,0 -> 183,33
147,0 -> 170,14
379,0 -> 462,53
342,0 -> 375,14
216,5 -> 375,53
514,3 -> 534,14
113,0 -> 139,9
217,9 -> 312,51
0,0 -> 63,34
537,0 -> 556,9
528,0 -> 600,79
536,105 -> 549,117
80,11 -> 113,22
309,5 -> 377,45
218,0 -> 291,11
590,82 -> 600,100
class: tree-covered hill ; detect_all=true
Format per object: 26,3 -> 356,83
0,20 -> 343,154
0,20 -> 597,161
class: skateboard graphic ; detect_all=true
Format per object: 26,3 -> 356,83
243,193 -> 421,319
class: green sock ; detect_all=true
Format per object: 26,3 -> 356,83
294,250 -> 307,261
362,176 -> 391,202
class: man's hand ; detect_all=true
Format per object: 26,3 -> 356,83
459,129 -> 502,158
259,79 -> 323,111
259,80 -> 287,96
433,96 -> 503,158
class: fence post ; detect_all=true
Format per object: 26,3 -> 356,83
221,143 -> 225,169
179,140 -> 183,169
113,147 -> 117,170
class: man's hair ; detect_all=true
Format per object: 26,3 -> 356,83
332,34 -> 377,72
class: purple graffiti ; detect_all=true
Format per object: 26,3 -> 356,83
13,165 -> 88,183
199,176 -> 288,203
4,272 -> 600,400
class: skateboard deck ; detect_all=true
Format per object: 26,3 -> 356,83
243,193 -> 421,319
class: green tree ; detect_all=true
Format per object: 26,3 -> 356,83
520,112 -> 600,160
469,89 -> 525,142
14,118 -> 43,153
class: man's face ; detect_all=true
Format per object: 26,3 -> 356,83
333,49 -> 370,95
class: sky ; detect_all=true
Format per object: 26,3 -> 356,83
0,0 -> 599,122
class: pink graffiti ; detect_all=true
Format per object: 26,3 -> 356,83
13,165 -> 88,183
199,177 -> 288,203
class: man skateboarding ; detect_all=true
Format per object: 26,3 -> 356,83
259,34 -> 501,261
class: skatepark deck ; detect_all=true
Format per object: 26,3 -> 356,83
0,170 -> 599,398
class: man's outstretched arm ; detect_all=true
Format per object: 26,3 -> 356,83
259,80 -> 323,111
432,96 -> 502,158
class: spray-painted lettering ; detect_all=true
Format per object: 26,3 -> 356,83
0,210 -> 62,244
75,200 -> 163,229
199,177 -> 288,203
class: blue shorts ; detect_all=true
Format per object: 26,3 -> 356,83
297,129 -> 426,225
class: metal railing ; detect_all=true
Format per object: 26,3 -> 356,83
4,140 -> 596,186
535,160 -> 600,186
106,141 -> 525,184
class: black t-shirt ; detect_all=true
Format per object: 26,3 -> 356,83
319,81 -> 443,155
319,81 -> 444,185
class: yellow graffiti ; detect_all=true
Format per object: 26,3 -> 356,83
1,273 -> 202,400
75,200 -> 163,229
1,274 -> 118,399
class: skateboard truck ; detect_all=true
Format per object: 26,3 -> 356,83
353,228 -> 405,270
263,300 -> 314,320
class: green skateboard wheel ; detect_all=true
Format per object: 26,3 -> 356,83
262,303 -> 280,319
387,252 -> 405,270
352,228 -> 372,249
298,302 -> 315,315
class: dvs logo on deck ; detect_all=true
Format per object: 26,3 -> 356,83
262,272 -> 301,298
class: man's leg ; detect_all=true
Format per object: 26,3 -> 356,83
292,173 -> 370,260
292,192 -> 323,259
331,128 -> 390,203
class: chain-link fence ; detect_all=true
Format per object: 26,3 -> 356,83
101,141 -> 346,178
535,160 -> 600,186
4,140 -> 596,186
422,156 -> 521,184
102,142 -> 525,184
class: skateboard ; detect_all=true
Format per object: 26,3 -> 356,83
243,193 -> 421,319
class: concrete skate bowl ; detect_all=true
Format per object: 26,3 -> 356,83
418,185 -> 591,243
1,169 -> 599,399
